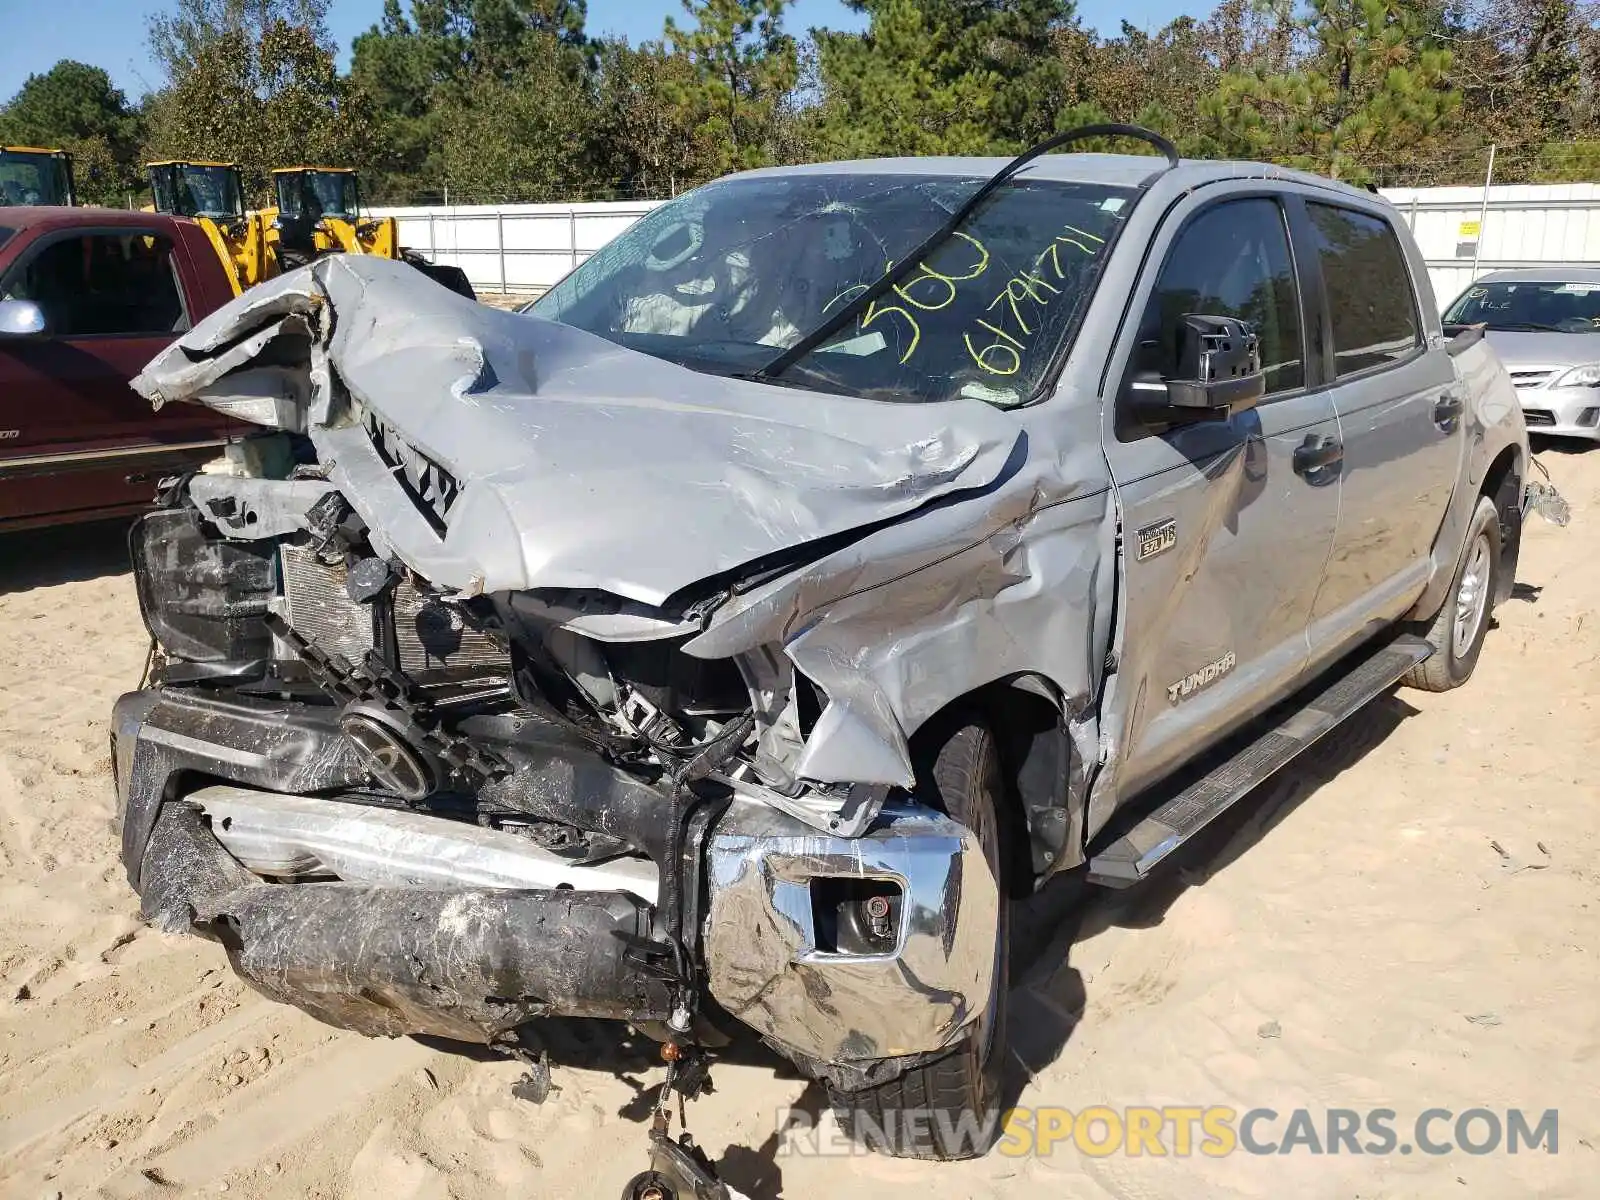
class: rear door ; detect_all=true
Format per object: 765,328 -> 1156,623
1299,200 -> 1462,662
1100,190 -> 1342,804
0,226 -> 227,527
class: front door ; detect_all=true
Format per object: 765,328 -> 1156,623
0,227 -> 221,526
1099,193 -> 1342,810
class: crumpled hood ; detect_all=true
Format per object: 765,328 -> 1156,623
134,255 -> 1022,605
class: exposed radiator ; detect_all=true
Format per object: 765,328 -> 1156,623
279,545 -> 374,664
392,577 -> 506,674
279,544 -> 506,675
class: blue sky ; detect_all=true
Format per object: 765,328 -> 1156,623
0,0 -> 1193,101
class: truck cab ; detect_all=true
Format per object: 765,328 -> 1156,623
0,207 -> 237,532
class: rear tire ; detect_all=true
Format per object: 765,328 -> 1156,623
824,717 -> 1010,1160
1404,495 -> 1502,692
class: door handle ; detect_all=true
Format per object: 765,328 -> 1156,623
1433,392 -> 1464,432
1293,433 -> 1343,482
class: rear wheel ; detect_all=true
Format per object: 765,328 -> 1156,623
1404,495 -> 1503,692
825,716 -> 1011,1160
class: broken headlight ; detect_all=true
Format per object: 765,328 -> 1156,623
130,507 -> 277,678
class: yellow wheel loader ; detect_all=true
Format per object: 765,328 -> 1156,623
270,165 -> 475,299
146,161 -> 275,295
1,146 -> 76,206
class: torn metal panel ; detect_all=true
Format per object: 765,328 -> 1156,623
688,431 -> 1114,794
188,475 -> 336,539
134,255 -> 1025,606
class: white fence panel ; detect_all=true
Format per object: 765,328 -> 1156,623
370,200 -> 665,295
377,186 -> 1600,311
1381,182 -> 1600,308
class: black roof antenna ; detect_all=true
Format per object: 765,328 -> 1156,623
755,124 -> 1181,381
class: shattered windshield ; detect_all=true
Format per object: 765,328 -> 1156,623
529,172 -> 1134,406
1444,280 -> 1600,332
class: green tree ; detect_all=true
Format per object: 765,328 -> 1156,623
142,0 -> 377,204
591,39 -> 723,195
810,0 -> 1078,160
0,61 -> 143,205
1518,0 -> 1584,137
1199,0 -> 1459,182
663,0 -> 799,172
350,0 -> 594,200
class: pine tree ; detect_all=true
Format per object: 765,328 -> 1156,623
1199,0 -> 1459,182
663,0 -> 799,172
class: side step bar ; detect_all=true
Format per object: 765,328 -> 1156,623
1087,635 -> 1432,888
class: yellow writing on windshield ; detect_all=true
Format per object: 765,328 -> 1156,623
963,226 -> 1099,376
822,233 -> 990,364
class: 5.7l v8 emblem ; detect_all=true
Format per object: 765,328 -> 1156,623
1135,517 -> 1177,561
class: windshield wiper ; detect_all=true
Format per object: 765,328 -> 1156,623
1492,322 -> 1564,332
752,123 -> 1179,383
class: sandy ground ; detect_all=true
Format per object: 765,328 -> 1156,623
1,447 -> 1596,1200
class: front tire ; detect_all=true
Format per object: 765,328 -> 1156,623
825,717 -> 1010,1160
1404,495 -> 1503,692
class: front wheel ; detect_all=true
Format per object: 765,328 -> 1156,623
825,716 -> 1010,1160
1404,495 -> 1503,692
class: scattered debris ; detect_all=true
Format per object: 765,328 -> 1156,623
1489,839 -> 1509,860
13,983 -> 30,1001
415,1067 -> 438,1091
1257,1020 -> 1282,1039
511,1053 -> 558,1105
1465,1012 -> 1502,1027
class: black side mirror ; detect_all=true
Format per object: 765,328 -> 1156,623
1131,314 -> 1266,425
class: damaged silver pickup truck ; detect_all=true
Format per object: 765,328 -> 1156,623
113,128 -> 1554,1173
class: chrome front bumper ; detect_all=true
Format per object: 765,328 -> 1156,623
113,687 -> 998,1065
703,799 -> 1000,1066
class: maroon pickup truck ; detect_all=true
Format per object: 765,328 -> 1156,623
0,207 -> 237,532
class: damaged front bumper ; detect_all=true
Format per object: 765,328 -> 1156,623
112,686 -> 998,1065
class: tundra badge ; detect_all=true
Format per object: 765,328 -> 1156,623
1168,652 -> 1237,704
1136,517 -> 1177,561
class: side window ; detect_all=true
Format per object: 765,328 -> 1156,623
1134,197 -> 1305,395
1,232 -> 188,338
1306,203 -> 1420,376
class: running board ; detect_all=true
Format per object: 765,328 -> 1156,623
1087,635 -> 1432,888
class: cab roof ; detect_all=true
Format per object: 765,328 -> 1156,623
2,145 -> 68,155
146,160 -> 239,169
729,152 -> 1384,206
0,205 -> 194,234
272,166 -> 356,174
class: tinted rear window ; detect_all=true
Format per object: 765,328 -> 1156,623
1307,203 -> 1420,377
